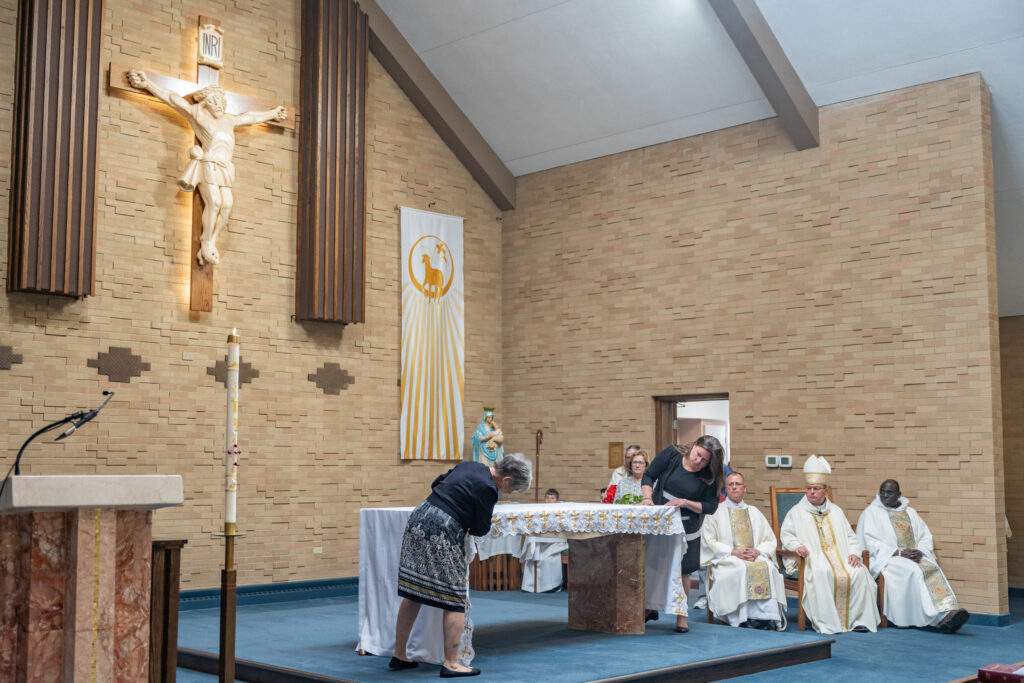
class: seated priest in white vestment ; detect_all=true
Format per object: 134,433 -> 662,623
780,455 -> 880,634
857,479 -> 969,633
701,471 -> 787,630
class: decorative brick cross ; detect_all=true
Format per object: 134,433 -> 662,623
87,347 -> 151,383
308,363 -> 355,395
207,355 -> 260,387
0,345 -> 24,371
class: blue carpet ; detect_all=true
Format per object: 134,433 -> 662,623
177,592 -> 1024,682
734,595 -> 1024,682
177,590 -> 822,682
174,670 -> 220,682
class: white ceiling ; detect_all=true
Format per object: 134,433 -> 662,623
377,0 -> 1024,315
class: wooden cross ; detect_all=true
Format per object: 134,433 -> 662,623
107,16 -> 294,312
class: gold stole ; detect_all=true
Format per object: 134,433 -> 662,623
811,510 -> 851,630
888,509 -> 958,611
728,507 -> 771,601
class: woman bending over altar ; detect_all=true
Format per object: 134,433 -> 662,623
390,454 -> 532,678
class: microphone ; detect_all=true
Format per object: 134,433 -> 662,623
55,391 -> 114,442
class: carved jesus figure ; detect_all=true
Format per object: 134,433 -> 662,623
127,69 -> 287,266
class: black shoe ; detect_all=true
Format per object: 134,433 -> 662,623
938,609 -> 970,634
851,625 -> 870,633
440,666 -> 481,678
674,625 -> 689,633
644,609 -> 660,623
389,656 -> 418,671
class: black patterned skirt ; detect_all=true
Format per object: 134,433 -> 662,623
397,502 -> 469,612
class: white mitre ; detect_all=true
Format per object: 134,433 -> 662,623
803,454 -> 831,485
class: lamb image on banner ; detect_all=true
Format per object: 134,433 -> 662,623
400,207 -> 465,460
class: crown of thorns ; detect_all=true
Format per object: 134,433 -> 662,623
193,84 -> 227,104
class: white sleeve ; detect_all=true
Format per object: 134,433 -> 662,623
753,509 -> 778,558
841,511 -> 863,555
857,508 -> 895,578
701,512 -> 733,562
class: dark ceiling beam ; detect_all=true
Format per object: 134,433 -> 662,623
359,0 -> 516,209
709,0 -> 819,150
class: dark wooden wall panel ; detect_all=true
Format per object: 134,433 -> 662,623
7,0 -> 102,297
297,0 -> 367,324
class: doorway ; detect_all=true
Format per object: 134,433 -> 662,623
653,394 -> 730,463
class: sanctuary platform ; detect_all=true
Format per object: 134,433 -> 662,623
175,589 -> 1024,683
176,589 -> 830,682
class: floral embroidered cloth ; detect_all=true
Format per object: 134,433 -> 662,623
483,502 -> 684,538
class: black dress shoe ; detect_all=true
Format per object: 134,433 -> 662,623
440,666 -> 481,677
674,625 -> 689,633
388,656 -> 418,670
644,609 -> 660,622
938,609 -> 970,633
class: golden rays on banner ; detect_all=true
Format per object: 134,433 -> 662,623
400,207 -> 465,460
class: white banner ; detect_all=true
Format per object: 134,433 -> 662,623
400,208 -> 465,460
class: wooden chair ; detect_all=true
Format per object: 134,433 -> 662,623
768,486 -> 886,630
469,554 -> 522,591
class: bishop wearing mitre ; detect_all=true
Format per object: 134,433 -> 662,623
701,471 -> 787,630
780,455 -> 880,634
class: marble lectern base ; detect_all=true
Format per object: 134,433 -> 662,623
0,474 -> 182,682
567,534 -> 645,634
0,509 -> 152,682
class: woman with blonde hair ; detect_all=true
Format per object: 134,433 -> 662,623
603,449 -> 648,503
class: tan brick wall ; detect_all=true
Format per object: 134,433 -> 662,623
1001,315 -> 1024,587
502,75 -> 1008,615
0,0 -> 503,587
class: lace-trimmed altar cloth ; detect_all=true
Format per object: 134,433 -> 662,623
483,501 -> 684,538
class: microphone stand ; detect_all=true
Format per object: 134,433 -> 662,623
0,412 -> 84,502
0,391 -> 114,502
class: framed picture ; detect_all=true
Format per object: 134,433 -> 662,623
607,441 -> 624,469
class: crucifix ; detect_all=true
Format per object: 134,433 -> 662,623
108,16 -> 293,312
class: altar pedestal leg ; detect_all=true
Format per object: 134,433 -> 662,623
568,534 -> 644,634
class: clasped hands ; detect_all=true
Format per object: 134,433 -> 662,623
731,547 -> 760,561
896,548 -> 924,563
793,545 -> 863,567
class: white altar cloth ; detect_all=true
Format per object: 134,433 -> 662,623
357,502 -> 687,665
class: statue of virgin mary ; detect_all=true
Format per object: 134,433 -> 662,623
471,407 -> 504,463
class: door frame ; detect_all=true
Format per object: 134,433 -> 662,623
652,393 -> 729,453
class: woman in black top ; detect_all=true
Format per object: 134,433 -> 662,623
641,435 -> 725,633
390,454 -> 532,678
